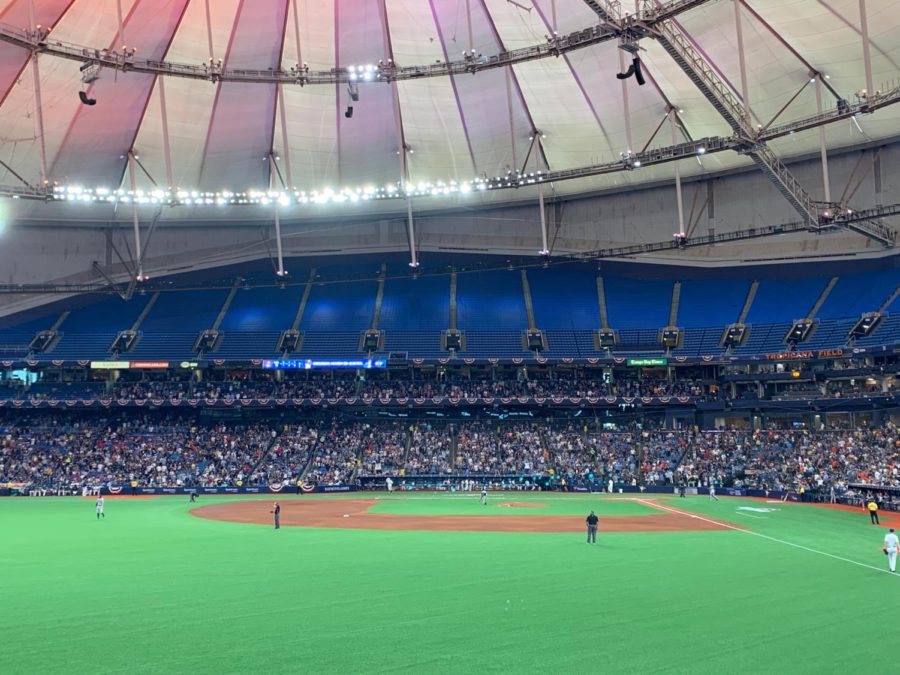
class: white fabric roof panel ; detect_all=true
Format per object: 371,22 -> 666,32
0,0 -> 896,219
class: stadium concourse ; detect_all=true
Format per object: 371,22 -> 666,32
3,0 -> 900,670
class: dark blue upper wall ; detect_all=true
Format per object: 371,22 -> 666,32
141,289 -> 230,332
456,269 -> 526,330
61,295 -> 156,333
300,280 -> 377,332
2,252 -> 898,337
220,286 -> 303,332
817,268 -> 900,318
746,277 -> 829,324
380,275 -> 449,331
603,277 -> 671,329
679,279 -> 748,328
529,265 -> 599,330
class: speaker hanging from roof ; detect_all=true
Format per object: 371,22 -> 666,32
633,57 -> 645,86
78,90 -> 97,106
616,57 -> 646,86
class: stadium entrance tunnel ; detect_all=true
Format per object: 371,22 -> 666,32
190,498 -> 738,533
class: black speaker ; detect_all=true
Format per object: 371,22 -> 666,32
79,91 -> 97,106
661,328 -> 681,348
597,329 -> 617,348
784,320 -> 813,344
277,330 -> 302,354
344,106 -> 353,118
616,64 -> 635,80
633,57 -> 645,86
526,330 -> 545,351
363,331 -> 381,351
721,324 -> 746,348
29,331 -> 57,353
194,330 -> 220,353
445,332 -> 462,351
849,313 -> 881,339
110,330 -> 137,353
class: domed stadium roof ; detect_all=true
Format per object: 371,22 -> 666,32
0,0 -> 899,224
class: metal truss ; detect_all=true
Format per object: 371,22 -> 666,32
0,22 -> 622,86
649,18 -> 820,226
582,0 -> 895,245
0,0 -> 714,88
578,200 -> 899,259
760,83 -> 900,141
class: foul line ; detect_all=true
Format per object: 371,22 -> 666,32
635,498 -> 895,577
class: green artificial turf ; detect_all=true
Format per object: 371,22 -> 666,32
2,494 -> 899,674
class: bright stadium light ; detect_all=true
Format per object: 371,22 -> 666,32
39,162 -> 560,209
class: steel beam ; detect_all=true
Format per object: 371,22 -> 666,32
858,0 -> 874,98
815,76 -> 831,203
127,152 -> 143,281
0,0 -> 719,89
0,20 -> 619,86
652,18 -> 819,226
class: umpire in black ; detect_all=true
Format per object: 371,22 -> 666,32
586,510 -> 599,544
271,502 -> 281,529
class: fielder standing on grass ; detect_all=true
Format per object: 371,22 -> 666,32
709,485 -> 719,501
96,495 -> 105,520
481,487 -> 488,506
884,528 -> 899,573
586,510 -> 599,544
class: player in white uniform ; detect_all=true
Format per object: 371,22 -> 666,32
386,477 -> 394,494
96,496 -> 105,520
481,488 -> 488,506
709,485 -> 719,501
608,478 -> 614,494
884,528 -> 899,573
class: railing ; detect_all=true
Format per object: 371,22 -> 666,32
653,20 -> 750,132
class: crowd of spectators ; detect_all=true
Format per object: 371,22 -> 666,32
4,375 -> 726,402
406,423 -> 452,475
677,426 -> 900,497
304,422 -> 367,485
546,423 -> 597,482
250,424 -> 317,485
0,413 -> 273,487
2,411 -> 898,498
358,423 -> 407,476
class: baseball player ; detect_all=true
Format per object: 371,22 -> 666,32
96,495 -> 105,519
607,478 -> 614,494
586,510 -> 599,544
481,487 -> 488,506
271,502 -> 281,529
884,528 -> 899,573
709,485 -> 719,501
386,476 -> 394,494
